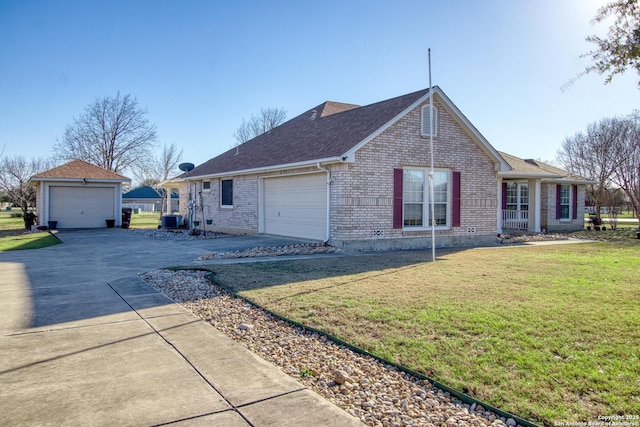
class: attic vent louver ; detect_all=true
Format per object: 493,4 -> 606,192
524,159 -> 538,166
310,110 -> 317,120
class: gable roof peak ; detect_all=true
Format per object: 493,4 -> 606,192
31,159 -> 130,181
178,86 -> 507,179
318,101 -> 360,118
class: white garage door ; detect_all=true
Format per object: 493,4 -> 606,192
49,186 -> 115,228
263,174 -> 327,240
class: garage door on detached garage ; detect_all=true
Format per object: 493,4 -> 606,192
262,173 -> 327,240
49,186 -> 115,228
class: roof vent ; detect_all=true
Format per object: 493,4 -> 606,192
524,159 -> 539,166
310,110 -> 317,120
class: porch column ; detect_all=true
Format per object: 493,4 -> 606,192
530,179 -> 541,233
166,189 -> 171,214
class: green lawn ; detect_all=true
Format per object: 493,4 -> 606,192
0,208 -> 60,251
0,209 -> 27,232
0,231 -> 60,251
207,241 -> 640,424
129,211 -> 162,229
571,227 -> 640,241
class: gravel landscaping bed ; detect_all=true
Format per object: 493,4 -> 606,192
196,243 -> 342,260
132,228 -> 236,240
497,232 -> 569,244
140,269 -> 519,427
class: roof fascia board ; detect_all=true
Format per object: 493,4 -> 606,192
500,172 -> 595,184
499,172 -> 563,179
30,177 -> 130,183
541,178 -> 596,185
170,156 -> 343,182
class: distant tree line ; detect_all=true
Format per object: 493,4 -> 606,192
0,93 -> 286,226
557,110 -> 640,226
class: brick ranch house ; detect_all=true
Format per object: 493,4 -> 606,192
162,87 -> 590,250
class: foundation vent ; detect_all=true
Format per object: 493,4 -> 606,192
372,230 -> 385,238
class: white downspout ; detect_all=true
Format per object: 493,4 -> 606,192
316,163 -> 330,242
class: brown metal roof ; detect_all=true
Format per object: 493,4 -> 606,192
31,159 -> 130,181
187,89 -> 430,177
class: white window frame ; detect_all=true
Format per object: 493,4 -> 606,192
221,179 -> 233,208
560,184 -> 571,220
506,182 -> 529,212
421,105 -> 437,137
202,180 -> 211,192
402,168 -> 450,230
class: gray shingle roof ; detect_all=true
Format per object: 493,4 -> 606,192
187,89 -> 430,177
499,152 -> 590,182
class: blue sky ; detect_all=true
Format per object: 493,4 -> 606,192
0,0 -> 637,173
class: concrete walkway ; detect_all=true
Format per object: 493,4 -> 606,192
0,229 -> 362,426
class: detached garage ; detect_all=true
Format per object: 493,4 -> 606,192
31,160 -> 130,229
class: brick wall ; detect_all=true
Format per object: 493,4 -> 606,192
541,183 -> 586,232
179,176 -> 259,234
328,99 -> 499,249
178,99 -> 500,248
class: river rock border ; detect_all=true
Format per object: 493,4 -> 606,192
140,269 -> 519,427
197,243 -> 341,260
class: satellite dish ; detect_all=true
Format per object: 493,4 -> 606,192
179,163 -> 195,172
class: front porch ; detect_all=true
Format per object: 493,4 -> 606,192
498,178 -> 541,233
497,152 -> 590,234
502,209 -> 529,231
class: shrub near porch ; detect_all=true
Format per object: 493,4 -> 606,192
208,242 -> 640,424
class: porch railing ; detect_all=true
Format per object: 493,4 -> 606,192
502,210 -> 529,230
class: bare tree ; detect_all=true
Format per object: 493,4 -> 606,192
557,117 -> 623,216
602,187 -> 628,229
133,142 -> 183,185
583,0 -> 640,86
232,107 -> 287,146
560,111 -> 640,227
158,142 -> 183,182
0,156 -> 54,228
132,142 -> 182,215
55,92 -> 158,173
610,110 -> 640,226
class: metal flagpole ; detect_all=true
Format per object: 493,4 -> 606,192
428,48 -> 436,262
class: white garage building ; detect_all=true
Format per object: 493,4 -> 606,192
31,159 -> 130,229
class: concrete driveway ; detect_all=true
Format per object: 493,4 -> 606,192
0,229 -> 362,426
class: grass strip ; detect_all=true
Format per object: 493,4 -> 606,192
201,266 -> 539,426
203,243 -> 640,424
0,231 -> 61,251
